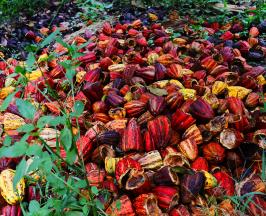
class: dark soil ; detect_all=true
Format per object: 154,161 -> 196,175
0,1 -> 82,59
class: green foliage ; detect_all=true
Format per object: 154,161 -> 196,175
0,31 -> 107,216
0,0 -> 49,22
76,0 -> 112,21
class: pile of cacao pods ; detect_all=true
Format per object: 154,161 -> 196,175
0,16 -> 265,215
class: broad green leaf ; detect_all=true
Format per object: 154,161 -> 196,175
13,159 -> 27,189
74,179 -> 87,189
71,101 -> 84,117
26,52 -> 36,70
66,148 -> 76,165
15,66 -> 26,75
147,86 -> 168,96
82,205 -> 90,215
16,99 -> 36,120
29,200 -> 40,212
60,127 -> 72,150
65,211 -> 83,216
17,123 -> 35,133
40,29 -> 60,48
37,115 -> 66,128
27,144 -> 43,156
116,200 -> 121,210
0,91 -> 17,111
66,68 -> 76,82
20,133 -> 30,142
95,199 -> 104,210
0,141 -> 28,158
3,135 -> 12,146
91,186 -> 99,195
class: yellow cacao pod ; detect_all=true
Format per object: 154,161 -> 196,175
212,81 -> 228,95
37,53 -> 49,63
148,13 -> 158,21
147,52 -> 159,65
227,86 -> 252,99
0,86 -> 15,99
105,157 -> 121,174
202,171 -> 217,189
3,112 -> 25,131
257,75 -> 266,85
0,169 -> 25,205
108,64 -> 125,72
124,92 -> 133,102
76,71 -> 86,83
178,88 -> 196,100
25,69 -> 43,81
152,80 -> 169,88
202,93 -> 219,109
169,79 -> 185,89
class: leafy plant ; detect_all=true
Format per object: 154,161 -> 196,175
0,0 -> 49,23
76,0 -> 112,21
0,31 -> 108,215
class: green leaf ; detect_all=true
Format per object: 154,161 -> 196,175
0,91 -> 17,111
40,29 -> 60,48
17,123 -> 35,133
147,86 -> 168,96
91,186 -> 99,195
26,52 -> 36,70
26,144 -> 43,156
60,127 -> 72,150
29,200 -> 40,212
71,101 -> 84,117
65,211 -> 83,216
75,179 -> 87,189
3,135 -> 12,146
37,115 -> 66,128
66,148 -> 76,165
0,141 -> 28,158
15,66 -> 26,75
16,99 -> 36,120
66,68 -> 76,82
95,199 -> 104,210
13,159 -> 27,189
82,205 -> 90,215
116,200 -> 121,210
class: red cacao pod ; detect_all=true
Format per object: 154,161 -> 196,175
121,118 -> 143,152
115,157 -> 142,187
190,97 -> 215,121
146,116 -> 171,150
203,142 -> 225,163
152,186 -> 179,209
133,193 -> 162,216
106,195 -> 135,216
191,157 -> 209,171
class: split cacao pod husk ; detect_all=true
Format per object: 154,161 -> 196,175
115,157 -> 142,187
120,118 -> 143,152
153,166 -> 180,186
189,97 -> 215,121
145,116 -> 171,150
106,195 -> 135,216
0,169 -> 25,205
133,193 -> 162,216
152,185 -> 179,210
180,171 -> 205,204
1,205 -> 22,216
